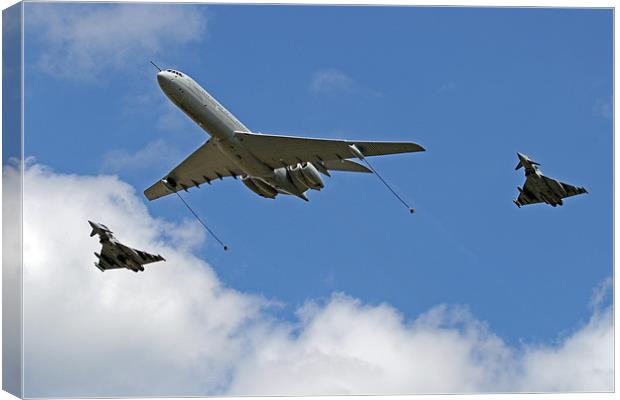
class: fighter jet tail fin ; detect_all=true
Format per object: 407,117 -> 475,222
515,157 -> 540,170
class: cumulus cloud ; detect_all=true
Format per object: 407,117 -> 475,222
26,3 -> 207,81
228,298 -> 613,395
310,69 -> 355,94
518,305 -> 613,392
18,162 -> 265,397
11,162 -> 613,397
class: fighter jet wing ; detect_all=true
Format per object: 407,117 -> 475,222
97,242 -> 125,270
237,131 -> 425,168
543,176 -> 588,198
119,243 -> 166,265
98,242 -> 164,270
516,179 -> 543,206
144,139 -> 244,201
516,192 -> 542,206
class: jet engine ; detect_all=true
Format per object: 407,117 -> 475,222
241,176 -> 278,199
288,162 -> 324,191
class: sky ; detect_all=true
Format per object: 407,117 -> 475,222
16,3 -> 613,397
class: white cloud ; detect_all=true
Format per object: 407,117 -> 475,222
228,298 -> 612,395
18,163 -> 265,397
310,69 -> 355,94
228,300 -> 511,395
11,162 -> 613,397
27,4 -> 207,81
590,276 -> 612,311
518,306 -> 613,392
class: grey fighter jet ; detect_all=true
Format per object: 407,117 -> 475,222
89,221 -> 165,272
144,67 -> 424,202
513,153 -> 587,208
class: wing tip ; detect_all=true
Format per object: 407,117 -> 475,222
413,143 -> 426,152
144,180 -> 174,201
143,190 -> 156,201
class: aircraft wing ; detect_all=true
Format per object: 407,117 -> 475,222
323,159 -> 372,173
516,191 -> 542,206
97,242 -> 164,271
144,139 -> 244,201
121,243 -> 166,266
237,131 -> 425,169
98,242 -> 125,270
546,177 -> 588,198
517,179 -> 543,206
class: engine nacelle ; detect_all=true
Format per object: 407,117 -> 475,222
241,176 -> 278,199
288,162 -> 324,191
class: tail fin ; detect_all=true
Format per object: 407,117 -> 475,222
88,220 -> 98,236
515,153 -> 540,170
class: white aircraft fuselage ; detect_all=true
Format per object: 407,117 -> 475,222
156,69 -> 305,198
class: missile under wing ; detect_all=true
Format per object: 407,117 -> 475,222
513,153 -> 587,208
88,221 -> 165,272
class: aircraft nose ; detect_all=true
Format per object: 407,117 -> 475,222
156,71 -> 170,86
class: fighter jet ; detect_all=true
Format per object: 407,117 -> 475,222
144,66 -> 424,202
513,153 -> 587,208
89,221 -> 165,272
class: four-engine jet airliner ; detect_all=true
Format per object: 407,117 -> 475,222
89,221 -> 165,272
144,68 -> 425,202
513,153 -> 588,208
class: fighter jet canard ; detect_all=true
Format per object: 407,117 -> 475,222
513,153 -> 588,208
88,221 -> 165,273
144,65 -> 425,203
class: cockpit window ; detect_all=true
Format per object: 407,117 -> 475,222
165,69 -> 183,77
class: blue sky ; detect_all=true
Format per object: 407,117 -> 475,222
23,2 -> 611,356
